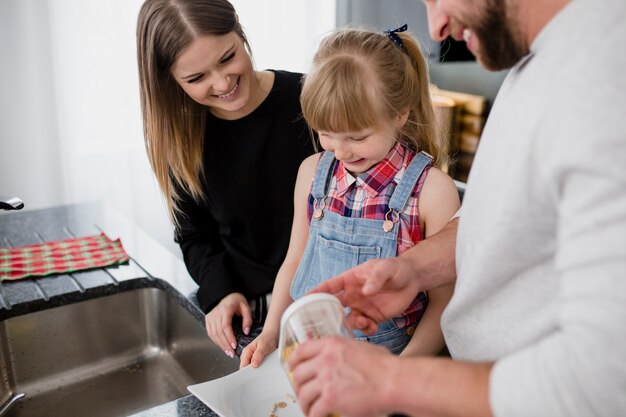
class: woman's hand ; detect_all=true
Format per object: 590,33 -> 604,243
239,328 -> 279,369
205,292 -> 253,358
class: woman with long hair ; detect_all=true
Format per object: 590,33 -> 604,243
136,0 -> 315,358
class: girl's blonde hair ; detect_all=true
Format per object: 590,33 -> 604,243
136,0 -> 250,221
301,28 -> 447,168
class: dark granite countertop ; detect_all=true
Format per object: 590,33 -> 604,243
0,202 -> 260,417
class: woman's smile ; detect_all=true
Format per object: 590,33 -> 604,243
214,77 -> 240,100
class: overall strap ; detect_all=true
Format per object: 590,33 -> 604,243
388,151 -> 433,212
311,151 -> 337,199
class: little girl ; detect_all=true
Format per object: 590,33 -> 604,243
240,26 -> 460,367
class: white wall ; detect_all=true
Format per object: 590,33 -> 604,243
0,1 -> 336,255
232,0 -> 336,73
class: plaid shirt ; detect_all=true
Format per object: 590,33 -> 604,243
307,142 -> 430,254
306,143 -> 432,328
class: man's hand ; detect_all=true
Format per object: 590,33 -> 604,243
311,256 -> 422,334
289,336 -> 493,417
288,337 -> 397,417
311,219 -> 459,333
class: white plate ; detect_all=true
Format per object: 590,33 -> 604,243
188,351 -> 304,417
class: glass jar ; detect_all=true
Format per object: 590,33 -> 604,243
279,293 -> 351,368
278,293 -> 351,417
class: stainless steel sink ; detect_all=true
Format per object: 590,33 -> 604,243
0,287 -> 239,417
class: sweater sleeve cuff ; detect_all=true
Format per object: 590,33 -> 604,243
191,254 -> 245,313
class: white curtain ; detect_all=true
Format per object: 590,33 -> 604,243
0,0 -> 336,254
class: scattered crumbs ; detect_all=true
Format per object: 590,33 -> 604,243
269,395 -> 296,416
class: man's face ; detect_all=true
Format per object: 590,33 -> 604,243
424,0 -> 529,71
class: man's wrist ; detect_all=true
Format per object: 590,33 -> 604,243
382,355 -> 425,415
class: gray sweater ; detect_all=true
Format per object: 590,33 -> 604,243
442,0 -> 626,415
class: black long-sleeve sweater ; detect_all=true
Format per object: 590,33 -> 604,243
175,70 -> 316,313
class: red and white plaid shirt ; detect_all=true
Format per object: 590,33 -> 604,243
307,142 -> 431,254
306,143 -> 431,328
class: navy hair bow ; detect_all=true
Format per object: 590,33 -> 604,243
384,23 -> 408,50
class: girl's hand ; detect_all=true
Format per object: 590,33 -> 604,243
205,292 -> 253,358
239,329 -> 279,369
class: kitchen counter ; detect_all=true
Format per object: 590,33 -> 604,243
0,202 -> 258,417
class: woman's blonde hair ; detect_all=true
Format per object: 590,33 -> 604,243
136,0 -> 250,221
301,28 -> 447,168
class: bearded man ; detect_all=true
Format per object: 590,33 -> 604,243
287,1 -> 626,416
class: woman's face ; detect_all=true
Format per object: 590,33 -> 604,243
170,32 -> 256,119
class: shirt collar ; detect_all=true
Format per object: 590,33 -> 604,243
335,142 -> 407,197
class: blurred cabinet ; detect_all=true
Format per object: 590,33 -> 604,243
431,85 -> 487,182
337,0 -> 507,182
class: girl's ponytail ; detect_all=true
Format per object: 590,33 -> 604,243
397,31 -> 449,169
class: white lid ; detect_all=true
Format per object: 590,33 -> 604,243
278,293 -> 345,358
279,293 -> 342,331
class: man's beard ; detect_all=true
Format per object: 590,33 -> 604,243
474,0 -> 528,71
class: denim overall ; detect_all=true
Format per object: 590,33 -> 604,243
290,150 -> 432,354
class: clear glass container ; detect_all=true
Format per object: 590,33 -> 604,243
279,293 -> 351,374
278,294 -> 350,417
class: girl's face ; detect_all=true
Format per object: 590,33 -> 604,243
170,32 -> 256,119
318,113 -> 407,176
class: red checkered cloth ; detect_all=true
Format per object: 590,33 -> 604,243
0,233 -> 129,281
